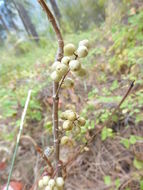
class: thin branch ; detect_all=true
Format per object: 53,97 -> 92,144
6,90 -> 32,190
104,80 -> 135,126
38,0 -> 64,176
55,69 -> 70,97
64,80 -> 135,168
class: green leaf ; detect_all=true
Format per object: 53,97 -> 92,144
120,138 -> 130,149
101,127 -> 108,141
104,175 -> 111,186
115,178 -> 120,189
140,180 -> 143,190
133,158 -> 143,170
129,135 -> 136,145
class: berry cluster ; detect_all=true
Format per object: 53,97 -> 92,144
50,39 -> 90,83
60,108 -> 86,146
38,176 -> 64,190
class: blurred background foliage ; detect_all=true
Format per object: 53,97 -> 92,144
0,0 -> 143,141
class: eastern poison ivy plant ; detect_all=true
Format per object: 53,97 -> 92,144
35,1 -> 91,189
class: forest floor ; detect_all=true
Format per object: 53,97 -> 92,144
0,12 -> 143,190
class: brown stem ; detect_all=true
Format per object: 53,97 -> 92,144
38,0 -> 64,176
55,69 -> 70,97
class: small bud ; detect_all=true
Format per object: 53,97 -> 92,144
77,45 -> 88,58
56,63 -> 68,76
79,39 -> 90,49
56,177 -> 64,187
43,176 -> 50,186
69,60 -> 81,72
51,61 -> 60,71
63,120 -> 73,130
61,136 -> 70,145
38,179 -> 44,188
64,43 -> 76,56
61,56 -> 70,65
51,71 -> 62,82
48,179 -> 55,188
78,117 -> 86,126
62,77 -> 74,88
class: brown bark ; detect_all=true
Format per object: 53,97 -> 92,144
38,0 -> 64,176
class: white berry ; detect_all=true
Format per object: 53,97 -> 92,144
56,63 -> 68,76
63,120 -> 73,130
61,136 -> 69,145
65,110 -> 76,121
62,77 -> 74,88
51,61 -> 60,71
43,176 -> 50,186
64,43 -> 76,56
48,179 -> 55,188
79,39 -> 90,49
51,71 -> 62,82
61,56 -> 70,65
56,177 -> 64,187
45,185 -> 52,190
69,60 -> 81,72
77,45 -> 88,58
78,117 -> 86,126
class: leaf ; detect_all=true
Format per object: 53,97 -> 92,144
140,180 -> 143,190
129,135 -> 136,145
101,127 -> 108,141
104,175 -> 111,186
120,138 -> 130,149
133,158 -> 143,170
115,178 -> 120,189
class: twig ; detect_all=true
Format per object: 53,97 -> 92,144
55,69 -> 70,97
65,80 -> 135,168
38,0 -> 64,176
6,90 -> 32,190
104,80 -> 135,126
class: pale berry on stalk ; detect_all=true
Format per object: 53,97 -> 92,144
62,77 -> 74,88
43,176 -> 50,186
61,56 -> 70,65
45,185 -> 52,190
56,177 -> 64,187
79,39 -> 90,49
51,61 -> 60,71
48,179 -> 55,188
63,120 -> 73,130
61,136 -> 70,145
78,117 -> 86,126
77,45 -> 88,58
73,67 -> 87,77
53,186 -> 59,190
51,71 -> 62,82
65,110 -> 76,121
56,63 -> 68,76
69,60 -> 81,72
64,43 -> 76,56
